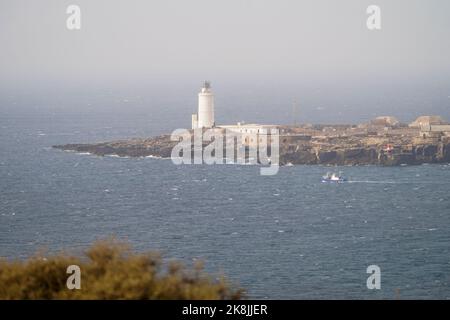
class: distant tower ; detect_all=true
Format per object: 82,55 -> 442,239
292,100 -> 299,126
197,81 -> 215,128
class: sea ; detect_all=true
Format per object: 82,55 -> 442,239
1,92 -> 450,299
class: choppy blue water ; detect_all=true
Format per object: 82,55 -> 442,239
1,113 -> 450,299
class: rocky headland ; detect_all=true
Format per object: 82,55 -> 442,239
53,122 -> 450,166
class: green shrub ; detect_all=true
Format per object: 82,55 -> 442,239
0,239 -> 244,300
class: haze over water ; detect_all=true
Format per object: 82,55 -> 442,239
2,0 -> 450,125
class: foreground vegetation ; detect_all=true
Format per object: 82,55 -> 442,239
0,239 -> 244,299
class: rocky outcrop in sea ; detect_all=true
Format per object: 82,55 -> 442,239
53,127 -> 450,166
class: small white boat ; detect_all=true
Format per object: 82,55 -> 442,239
322,172 -> 347,183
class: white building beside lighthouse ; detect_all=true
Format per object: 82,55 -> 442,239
189,81 -> 282,148
192,81 -> 215,129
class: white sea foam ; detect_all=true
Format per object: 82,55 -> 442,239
106,154 -> 129,158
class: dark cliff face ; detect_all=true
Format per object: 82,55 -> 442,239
53,136 -> 450,166
279,142 -> 450,166
282,148 -> 380,165
281,149 -> 317,165
53,135 -> 178,159
444,144 -> 450,162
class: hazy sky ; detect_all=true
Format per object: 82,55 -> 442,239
1,0 -> 449,123
1,0 -> 450,85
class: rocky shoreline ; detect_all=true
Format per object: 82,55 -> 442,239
54,135 -> 178,159
53,126 -> 450,166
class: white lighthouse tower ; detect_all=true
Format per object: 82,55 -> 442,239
193,81 -> 215,129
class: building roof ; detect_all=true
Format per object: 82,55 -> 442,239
218,123 -> 279,129
370,116 -> 400,127
409,115 -> 448,127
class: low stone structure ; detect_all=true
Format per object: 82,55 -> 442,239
409,115 -> 449,128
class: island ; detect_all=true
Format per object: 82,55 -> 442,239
53,116 -> 450,166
